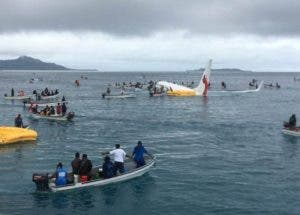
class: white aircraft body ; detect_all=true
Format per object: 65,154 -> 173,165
156,59 -> 212,96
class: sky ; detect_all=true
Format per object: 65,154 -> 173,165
1,0 -> 300,71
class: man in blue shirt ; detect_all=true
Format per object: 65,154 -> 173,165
132,141 -> 151,168
55,162 -> 68,186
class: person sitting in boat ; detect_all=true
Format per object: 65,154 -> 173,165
56,103 -> 62,115
50,106 -> 55,115
32,104 -> 38,114
132,141 -> 151,168
14,114 -> 23,128
71,152 -> 81,175
103,144 -> 129,175
78,154 -> 93,181
62,103 -> 67,116
102,156 -> 114,179
121,85 -> 125,95
53,162 -> 68,186
41,105 -> 50,116
106,87 -> 111,95
221,81 -> 226,89
284,114 -> 296,129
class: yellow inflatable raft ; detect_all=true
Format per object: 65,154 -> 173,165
0,127 -> 37,145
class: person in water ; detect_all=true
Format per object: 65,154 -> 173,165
78,154 -> 93,180
102,156 -> 114,179
14,114 -> 23,128
132,141 -> 151,168
71,152 -> 81,175
53,162 -> 68,186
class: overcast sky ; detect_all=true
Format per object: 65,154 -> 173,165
1,0 -> 300,71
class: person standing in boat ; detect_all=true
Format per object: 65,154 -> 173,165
71,152 -> 81,175
284,114 -> 296,129
102,156 -> 114,179
62,103 -> 67,116
103,144 -> 129,175
11,88 -> 14,97
53,162 -> 68,186
14,114 -> 23,128
78,154 -> 93,180
132,141 -> 151,168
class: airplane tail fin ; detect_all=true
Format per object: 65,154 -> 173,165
194,59 -> 212,96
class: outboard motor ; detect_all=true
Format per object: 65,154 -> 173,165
32,173 -> 49,191
67,112 -> 75,120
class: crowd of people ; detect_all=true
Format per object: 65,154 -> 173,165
39,87 -> 59,97
29,102 -> 67,116
53,141 -> 151,186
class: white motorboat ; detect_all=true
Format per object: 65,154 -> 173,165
32,155 -> 155,192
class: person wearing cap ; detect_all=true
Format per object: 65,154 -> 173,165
102,156 -> 114,179
78,154 -> 93,180
54,162 -> 68,186
132,141 -> 150,168
103,144 -> 129,175
14,114 -> 23,128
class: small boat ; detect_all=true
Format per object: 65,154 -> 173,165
0,126 -> 37,145
149,92 -> 165,97
4,95 -> 31,100
29,112 -> 75,121
282,127 -> 300,136
32,155 -> 155,192
40,93 -> 61,100
102,93 -> 136,99
25,101 -> 68,108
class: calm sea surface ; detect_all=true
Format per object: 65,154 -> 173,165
0,70 -> 300,214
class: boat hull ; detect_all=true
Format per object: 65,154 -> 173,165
40,93 -> 60,100
29,112 -> 74,121
4,96 -> 31,100
50,156 -> 155,192
103,94 -> 136,99
282,128 -> 300,136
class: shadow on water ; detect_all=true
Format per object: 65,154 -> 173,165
0,141 -> 36,155
281,135 -> 300,158
31,188 -> 95,212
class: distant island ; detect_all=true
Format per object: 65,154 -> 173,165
186,68 -> 253,73
0,56 -> 70,70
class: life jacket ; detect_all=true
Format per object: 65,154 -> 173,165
55,168 -> 67,186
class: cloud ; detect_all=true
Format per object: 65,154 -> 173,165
1,0 -> 300,36
1,31 -> 300,71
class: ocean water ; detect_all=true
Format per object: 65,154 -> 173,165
0,70 -> 300,214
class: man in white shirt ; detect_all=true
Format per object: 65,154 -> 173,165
104,144 -> 129,175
